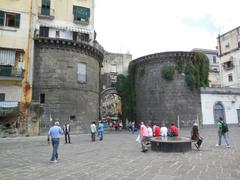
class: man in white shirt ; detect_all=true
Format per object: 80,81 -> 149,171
161,124 -> 168,137
90,122 -> 97,142
147,124 -> 153,137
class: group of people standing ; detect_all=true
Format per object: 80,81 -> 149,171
47,120 -> 105,163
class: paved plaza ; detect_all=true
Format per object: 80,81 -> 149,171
0,126 -> 240,180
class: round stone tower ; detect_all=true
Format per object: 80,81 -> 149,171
133,51 -> 202,127
33,38 -> 104,133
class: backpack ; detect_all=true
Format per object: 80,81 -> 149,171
222,122 -> 228,133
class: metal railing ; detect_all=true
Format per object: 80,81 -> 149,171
0,101 -> 19,117
0,65 -> 24,78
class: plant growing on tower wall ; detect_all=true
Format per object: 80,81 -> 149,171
177,52 -> 209,90
161,64 -> 175,80
115,63 -> 136,122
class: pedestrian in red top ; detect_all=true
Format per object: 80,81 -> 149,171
153,124 -> 161,137
169,123 -> 179,136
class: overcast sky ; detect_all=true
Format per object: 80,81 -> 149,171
94,0 -> 239,59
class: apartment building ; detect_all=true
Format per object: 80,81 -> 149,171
0,0 -> 35,134
217,26 -> 240,88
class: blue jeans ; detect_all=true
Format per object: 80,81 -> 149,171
99,131 -> 103,140
51,138 -> 60,161
218,132 -> 229,146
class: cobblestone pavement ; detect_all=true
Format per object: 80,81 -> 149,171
0,126 -> 240,180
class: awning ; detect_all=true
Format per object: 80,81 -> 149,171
0,101 -> 18,108
38,23 -> 92,34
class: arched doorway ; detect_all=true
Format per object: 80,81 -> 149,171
100,87 -> 122,126
213,102 -> 225,124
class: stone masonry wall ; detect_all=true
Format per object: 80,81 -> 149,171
33,42 -> 101,134
134,52 -> 202,127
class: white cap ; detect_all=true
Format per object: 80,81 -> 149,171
55,121 -> 60,126
193,123 -> 198,126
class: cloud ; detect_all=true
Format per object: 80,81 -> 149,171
94,0 -> 239,59
182,15 -> 218,34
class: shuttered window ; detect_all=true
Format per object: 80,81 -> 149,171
0,11 -> 4,26
41,0 -> 51,16
0,10 -> 20,28
77,63 -> 87,82
73,6 -> 90,22
0,50 -> 16,65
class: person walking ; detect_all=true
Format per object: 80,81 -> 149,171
98,121 -> 104,141
191,123 -> 203,150
216,117 -> 230,148
90,121 -> 97,142
140,122 -> 149,152
63,122 -> 71,144
47,121 -> 63,162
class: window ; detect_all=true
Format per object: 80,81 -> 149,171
0,49 -> 16,65
73,6 -> 90,22
39,27 -> 49,37
72,32 -> 89,42
0,93 -> 5,101
225,43 -> 230,48
223,61 -> 234,70
111,64 -> 117,73
212,56 -> 216,63
77,63 -> 86,82
80,33 -> 89,42
41,0 -> 51,16
73,32 -> 77,41
40,94 -> 45,104
70,115 -> 76,121
0,10 -> 20,28
56,31 -> 60,38
228,74 -> 233,82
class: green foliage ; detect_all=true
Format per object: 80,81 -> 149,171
115,63 -> 136,122
176,58 -> 187,73
179,52 -> 209,90
161,64 -> 175,81
137,66 -> 145,77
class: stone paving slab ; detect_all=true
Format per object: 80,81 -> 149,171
0,127 -> 240,180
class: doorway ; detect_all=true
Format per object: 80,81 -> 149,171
213,102 -> 225,124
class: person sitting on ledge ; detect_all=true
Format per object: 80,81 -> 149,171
169,123 -> 179,137
191,123 -> 203,150
153,124 -> 161,137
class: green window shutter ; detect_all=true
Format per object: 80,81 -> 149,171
0,10 -> 5,26
42,0 -> 50,8
73,6 -> 77,20
73,6 -> 90,21
42,0 -> 50,15
15,13 -> 20,28
78,7 -> 90,21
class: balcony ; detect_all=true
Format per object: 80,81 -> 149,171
0,65 -> 24,80
0,101 -> 19,117
38,7 -> 55,20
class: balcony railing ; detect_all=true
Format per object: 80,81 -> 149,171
0,101 -> 19,117
38,7 -> 55,19
0,65 -> 24,79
